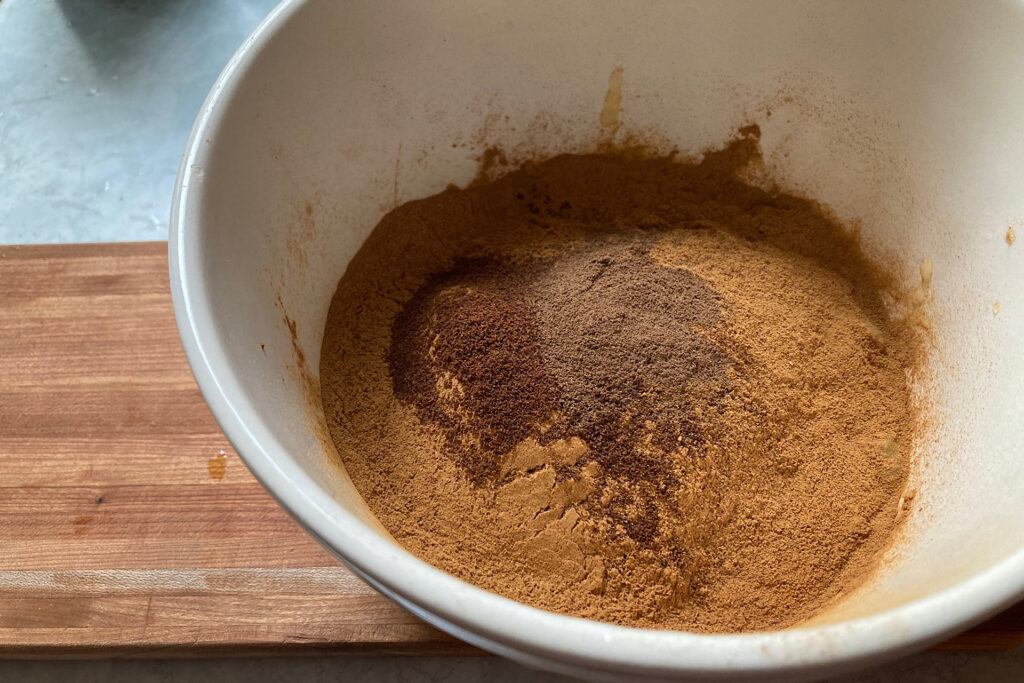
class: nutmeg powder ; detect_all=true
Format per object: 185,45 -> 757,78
320,132 -> 919,632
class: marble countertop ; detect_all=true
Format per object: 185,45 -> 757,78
1,0 -> 1021,680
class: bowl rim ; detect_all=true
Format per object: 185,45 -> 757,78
169,0 -> 1024,677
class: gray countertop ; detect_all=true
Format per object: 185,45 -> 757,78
0,0 -> 273,244
3,651 -> 1024,683
1,0 -> 1022,680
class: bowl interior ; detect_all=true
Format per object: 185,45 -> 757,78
175,0 -> 1024,675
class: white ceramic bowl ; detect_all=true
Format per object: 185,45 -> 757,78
170,1 -> 1024,679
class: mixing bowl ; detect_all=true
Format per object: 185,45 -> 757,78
169,1 -> 1024,679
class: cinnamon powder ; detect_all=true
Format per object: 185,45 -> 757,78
319,130 -> 919,632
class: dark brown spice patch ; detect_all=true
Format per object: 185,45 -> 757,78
388,238 -> 731,545
534,240 -> 729,462
389,261 -> 559,484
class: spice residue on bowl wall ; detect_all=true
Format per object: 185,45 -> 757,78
318,127 -> 922,632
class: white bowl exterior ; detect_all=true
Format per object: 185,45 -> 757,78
171,0 -> 1024,679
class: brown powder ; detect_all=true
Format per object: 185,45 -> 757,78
389,261 -> 559,484
319,130 -> 919,632
531,240 -> 732,546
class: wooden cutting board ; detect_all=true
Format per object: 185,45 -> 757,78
0,242 -> 1019,657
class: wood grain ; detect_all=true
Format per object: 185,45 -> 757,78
0,242 -> 1019,657
0,242 -> 469,657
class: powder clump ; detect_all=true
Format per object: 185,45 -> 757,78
320,134 -> 919,633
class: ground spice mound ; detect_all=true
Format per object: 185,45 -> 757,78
320,133 -> 919,632
389,261 -> 559,484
